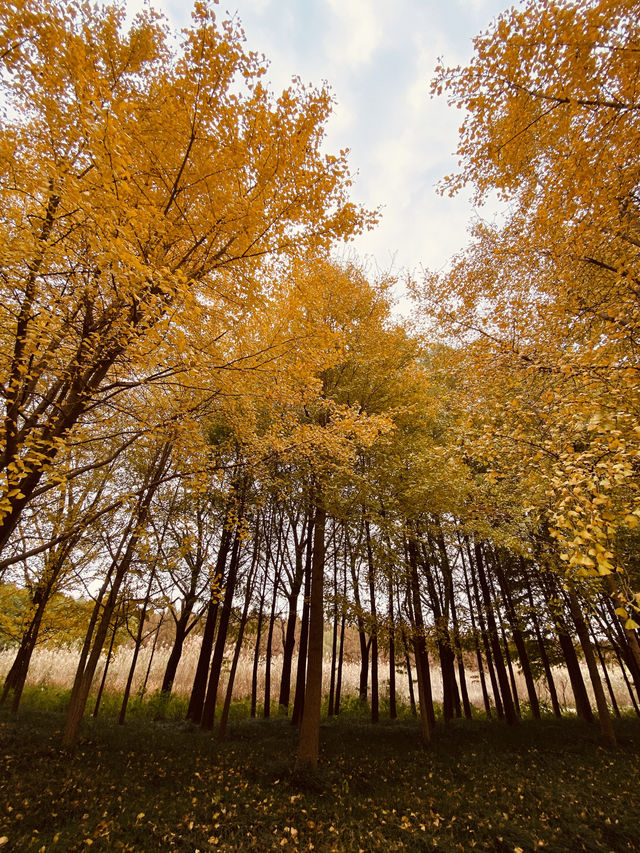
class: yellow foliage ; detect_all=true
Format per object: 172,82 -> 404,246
0,0 -> 370,550
419,0 -> 640,584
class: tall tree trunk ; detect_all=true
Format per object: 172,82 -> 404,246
466,539 -> 503,718
567,589 -> 616,747
263,548 -> 282,720
278,515 -> 308,712
450,585 -> 472,719
403,636 -> 417,717
2,539 -> 74,711
407,533 -> 432,743
186,517 -> 233,722
250,569 -> 267,718
432,524 -> 464,719
365,520 -> 379,723
486,551 -> 521,718
591,626 -> 621,718
603,594 -> 640,699
558,629 -> 595,721
201,520 -> 244,731
2,586 -> 50,712
334,565 -> 347,717
493,552 -> 540,718
218,553 -> 259,741
140,611 -> 163,698
596,600 -> 640,713
424,565 -> 456,722
119,567 -> 156,725
501,625 -> 521,718
524,573 -> 562,718
474,542 -> 518,725
62,442 -> 171,747
610,639 -> 640,715
161,603 -> 195,696
296,499 -> 326,771
606,574 -> 640,679
540,574 -> 594,722
327,529 -> 339,717
423,547 -> 458,722
460,543 -> 491,718
350,558 -> 370,704
291,512 -> 314,726
388,574 -> 397,720
93,610 -> 119,718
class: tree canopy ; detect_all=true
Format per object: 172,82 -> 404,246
1,0 -> 639,773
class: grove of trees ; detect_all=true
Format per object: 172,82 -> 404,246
1,0 -> 639,770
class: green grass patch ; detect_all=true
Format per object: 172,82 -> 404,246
1,698 -> 640,852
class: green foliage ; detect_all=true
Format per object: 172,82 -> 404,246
94,690 -> 189,722
0,583 -> 24,647
13,686 -> 72,713
0,583 -> 94,648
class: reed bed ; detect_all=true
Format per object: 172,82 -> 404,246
0,637 -> 634,712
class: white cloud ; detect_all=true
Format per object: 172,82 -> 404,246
122,0 -> 509,279
237,0 -> 272,12
325,0 -> 384,68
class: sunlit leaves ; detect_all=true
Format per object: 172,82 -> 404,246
423,0 -> 640,599
0,0 -> 370,555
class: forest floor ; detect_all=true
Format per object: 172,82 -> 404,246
1,694 -> 640,852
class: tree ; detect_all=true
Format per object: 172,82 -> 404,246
0,0 -> 371,564
427,0 -> 640,619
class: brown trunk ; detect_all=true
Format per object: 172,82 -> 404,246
602,597 -> 640,700
291,513 -> 314,726
2,536 -> 75,711
609,639 -> 640,715
524,573 -> 562,718
296,500 -> 326,771
201,520 -> 243,730
567,589 -> 616,747
558,629 -> 595,721
93,608 -> 120,717
278,513 -> 308,711
161,608 -> 191,696
493,553 -> 540,718
606,574 -> 640,678
423,553 -> 457,722
3,588 -> 49,712
334,558 -> 347,716
352,579 -> 370,702
474,542 -> 518,725
186,517 -> 233,722
388,574 -> 397,720
263,548 -> 282,719
540,574 -> 594,722
119,567 -> 156,725
140,612 -> 163,698
407,534 -> 432,742
466,538 -> 503,718
459,543 -> 491,717
450,587 -> 472,719
250,570 -> 267,718
403,638 -> 417,717
591,626 -> 621,718
365,519 -> 379,723
327,529 -> 339,717
432,525 -> 464,719
62,443 -> 171,746
218,551 -> 258,741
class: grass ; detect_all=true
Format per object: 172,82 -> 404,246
1,695 -> 640,852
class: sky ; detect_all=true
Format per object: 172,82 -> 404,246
127,0 -> 511,283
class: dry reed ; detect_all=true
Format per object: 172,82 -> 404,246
0,637 -> 636,713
